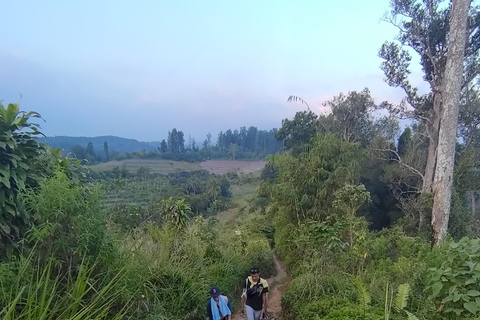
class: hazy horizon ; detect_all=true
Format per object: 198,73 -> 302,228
2,0 -> 427,142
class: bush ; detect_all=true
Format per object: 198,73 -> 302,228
427,237 -> 480,318
24,170 -> 113,268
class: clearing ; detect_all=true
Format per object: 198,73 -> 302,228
90,159 -> 266,175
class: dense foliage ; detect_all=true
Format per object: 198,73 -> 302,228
0,103 -> 274,320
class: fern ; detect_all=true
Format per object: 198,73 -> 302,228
395,283 -> 410,311
355,278 -> 371,313
405,310 -> 420,320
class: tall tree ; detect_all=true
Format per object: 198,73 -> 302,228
276,110 -> 318,154
70,144 -> 86,160
159,139 -> 168,153
203,133 -> 212,149
397,127 -> 412,157
167,128 -> 185,154
103,141 -> 109,162
228,143 -> 239,160
379,0 -> 480,193
85,142 -> 96,163
319,88 -> 379,145
432,0 -> 472,245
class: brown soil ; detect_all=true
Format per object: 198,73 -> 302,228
199,160 -> 266,175
232,251 -> 290,320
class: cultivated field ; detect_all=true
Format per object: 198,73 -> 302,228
90,159 -> 266,175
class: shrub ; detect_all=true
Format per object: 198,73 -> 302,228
427,237 -> 480,318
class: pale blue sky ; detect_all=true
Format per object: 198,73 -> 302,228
1,0 -> 418,141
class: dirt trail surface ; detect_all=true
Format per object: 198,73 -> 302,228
232,252 -> 289,320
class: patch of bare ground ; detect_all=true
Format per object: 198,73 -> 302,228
232,251 -> 289,320
91,159 -> 266,175
199,160 -> 266,174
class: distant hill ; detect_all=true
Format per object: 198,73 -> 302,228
38,135 -> 160,155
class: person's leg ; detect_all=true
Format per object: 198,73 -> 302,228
253,309 -> 262,320
245,305 -> 256,320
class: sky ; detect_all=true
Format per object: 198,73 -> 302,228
1,0 -> 425,142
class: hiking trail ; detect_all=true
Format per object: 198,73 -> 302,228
232,251 -> 290,320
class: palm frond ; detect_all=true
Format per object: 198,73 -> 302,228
287,95 -> 311,110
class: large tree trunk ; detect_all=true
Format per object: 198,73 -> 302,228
431,0 -> 471,246
423,94 -> 442,193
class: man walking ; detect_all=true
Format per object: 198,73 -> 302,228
241,267 -> 268,320
206,286 -> 232,320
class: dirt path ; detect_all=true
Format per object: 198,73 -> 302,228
232,251 -> 290,320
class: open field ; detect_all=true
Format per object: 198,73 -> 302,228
90,159 -> 266,175
90,159 -> 202,173
199,160 -> 266,174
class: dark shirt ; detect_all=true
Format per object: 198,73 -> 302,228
243,276 -> 269,311
206,295 -> 231,320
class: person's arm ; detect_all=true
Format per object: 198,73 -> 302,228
206,299 -> 212,320
262,292 -> 268,315
241,279 -> 247,314
226,298 -> 232,320
241,295 -> 246,314
262,280 -> 269,315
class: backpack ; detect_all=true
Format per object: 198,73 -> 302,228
241,277 -> 263,298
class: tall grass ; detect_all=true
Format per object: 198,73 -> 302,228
1,168 -> 272,320
0,253 -> 131,320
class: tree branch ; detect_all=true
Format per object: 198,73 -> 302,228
375,148 -> 425,180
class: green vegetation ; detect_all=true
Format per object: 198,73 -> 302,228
0,102 -> 273,319
3,1 -> 480,319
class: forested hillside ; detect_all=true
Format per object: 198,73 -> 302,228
39,135 -> 159,156
40,126 -> 283,163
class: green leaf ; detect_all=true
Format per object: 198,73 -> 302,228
463,301 -> 480,314
0,223 -> 10,234
430,268 -> 443,281
467,290 -> 480,297
453,292 -> 462,302
431,282 -> 443,296
395,283 -> 410,310
0,175 -> 11,188
465,261 -> 477,271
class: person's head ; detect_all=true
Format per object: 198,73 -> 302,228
210,286 -> 221,301
250,267 -> 260,282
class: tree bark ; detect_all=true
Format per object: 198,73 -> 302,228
423,94 -> 442,193
431,0 -> 472,246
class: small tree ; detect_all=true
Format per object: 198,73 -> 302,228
103,141 -> 109,162
0,102 -> 44,259
157,198 -> 192,230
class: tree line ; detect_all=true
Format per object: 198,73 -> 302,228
65,126 -> 283,163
